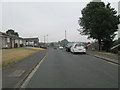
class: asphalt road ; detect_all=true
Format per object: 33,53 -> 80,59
26,48 -> 118,88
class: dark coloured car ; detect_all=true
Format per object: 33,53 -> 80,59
65,43 -> 74,52
40,45 -> 47,49
54,46 -> 57,49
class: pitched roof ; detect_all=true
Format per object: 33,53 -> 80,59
23,38 -> 39,40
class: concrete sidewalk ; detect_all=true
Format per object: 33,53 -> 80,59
87,50 -> 119,64
2,50 -> 47,88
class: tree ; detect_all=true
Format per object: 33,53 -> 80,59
79,2 -> 120,51
49,42 -> 54,47
6,29 -> 19,36
14,32 -> 19,37
59,39 -> 68,47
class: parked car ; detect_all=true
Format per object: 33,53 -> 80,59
54,47 -> 57,49
40,45 -> 47,49
66,43 -> 74,52
70,43 -> 86,54
59,46 -> 64,50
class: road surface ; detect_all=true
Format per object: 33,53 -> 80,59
26,48 -> 118,88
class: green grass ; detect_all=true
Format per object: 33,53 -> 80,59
95,51 -> 119,57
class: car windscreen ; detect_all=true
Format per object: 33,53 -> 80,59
67,43 -> 74,46
76,43 -> 84,47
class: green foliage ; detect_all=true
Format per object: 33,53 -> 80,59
79,2 -> 120,51
49,42 -> 55,47
6,29 -> 19,37
59,39 -> 68,47
14,32 -> 19,36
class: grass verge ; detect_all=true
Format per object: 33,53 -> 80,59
95,51 -> 120,57
2,47 -> 45,68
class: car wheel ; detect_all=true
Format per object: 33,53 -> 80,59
83,52 -> 86,54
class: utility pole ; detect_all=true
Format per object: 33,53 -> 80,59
46,34 -> 48,43
64,30 -> 67,47
44,35 -> 45,44
46,34 -> 48,47
65,30 -> 67,40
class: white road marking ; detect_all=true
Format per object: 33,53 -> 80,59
20,52 -> 48,88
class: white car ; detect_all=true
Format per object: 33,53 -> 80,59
70,43 -> 86,54
59,46 -> 64,50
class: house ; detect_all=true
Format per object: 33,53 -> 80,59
0,32 -> 26,48
87,42 -> 99,51
23,38 -> 39,47
0,32 -> 13,48
0,31 -> 39,49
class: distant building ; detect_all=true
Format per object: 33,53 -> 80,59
24,38 -> 39,47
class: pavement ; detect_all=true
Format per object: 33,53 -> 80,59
25,48 -> 118,88
2,50 -> 47,88
87,50 -> 119,65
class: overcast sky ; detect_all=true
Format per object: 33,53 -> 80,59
1,0 -> 119,42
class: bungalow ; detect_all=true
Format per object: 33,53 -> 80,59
23,38 -> 39,47
0,32 -> 26,49
0,32 -> 12,48
0,31 -> 39,49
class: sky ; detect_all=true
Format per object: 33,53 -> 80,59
1,0 -> 119,42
